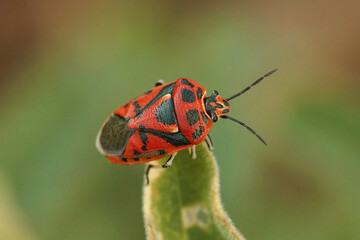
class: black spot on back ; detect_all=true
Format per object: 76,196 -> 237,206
201,111 -> 209,126
223,100 -> 229,106
123,103 -> 129,108
186,109 -> 200,127
181,89 -> 196,103
197,88 -> 203,100
134,104 -> 141,115
134,150 -> 141,155
222,109 -> 229,114
132,100 -> 137,106
122,158 -> 127,162
155,98 -> 178,125
139,131 -> 148,144
99,114 -> 130,155
181,79 -> 194,88
141,145 -> 148,151
134,158 -> 139,161
192,126 -> 204,140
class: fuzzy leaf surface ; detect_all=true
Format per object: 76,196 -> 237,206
143,142 -> 245,240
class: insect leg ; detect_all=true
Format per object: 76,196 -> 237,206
189,145 -> 196,159
162,152 -> 178,168
155,79 -> 165,87
204,135 -> 214,151
145,164 -> 153,185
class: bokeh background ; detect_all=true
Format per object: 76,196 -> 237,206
1,1 -> 359,239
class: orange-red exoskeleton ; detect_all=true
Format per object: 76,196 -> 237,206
96,69 -> 277,169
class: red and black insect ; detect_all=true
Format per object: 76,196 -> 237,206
96,69 -> 277,170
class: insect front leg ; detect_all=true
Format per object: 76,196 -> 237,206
204,134 -> 214,151
162,152 -> 178,168
155,79 -> 165,86
188,145 -> 196,159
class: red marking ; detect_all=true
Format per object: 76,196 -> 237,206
99,78 -> 215,165
128,94 -> 178,133
173,79 -> 213,144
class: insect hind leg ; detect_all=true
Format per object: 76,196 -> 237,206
162,152 -> 178,168
204,135 -> 214,151
145,164 -> 153,185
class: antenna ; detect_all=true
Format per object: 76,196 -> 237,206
227,69 -> 277,101
221,115 -> 267,146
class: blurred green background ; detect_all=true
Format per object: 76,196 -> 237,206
1,1 -> 359,239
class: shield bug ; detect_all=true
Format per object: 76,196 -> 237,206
96,69 -> 277,169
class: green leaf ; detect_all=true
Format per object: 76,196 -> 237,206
143,142 -> 245,240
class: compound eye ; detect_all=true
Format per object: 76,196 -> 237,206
211,114 -> 218,122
